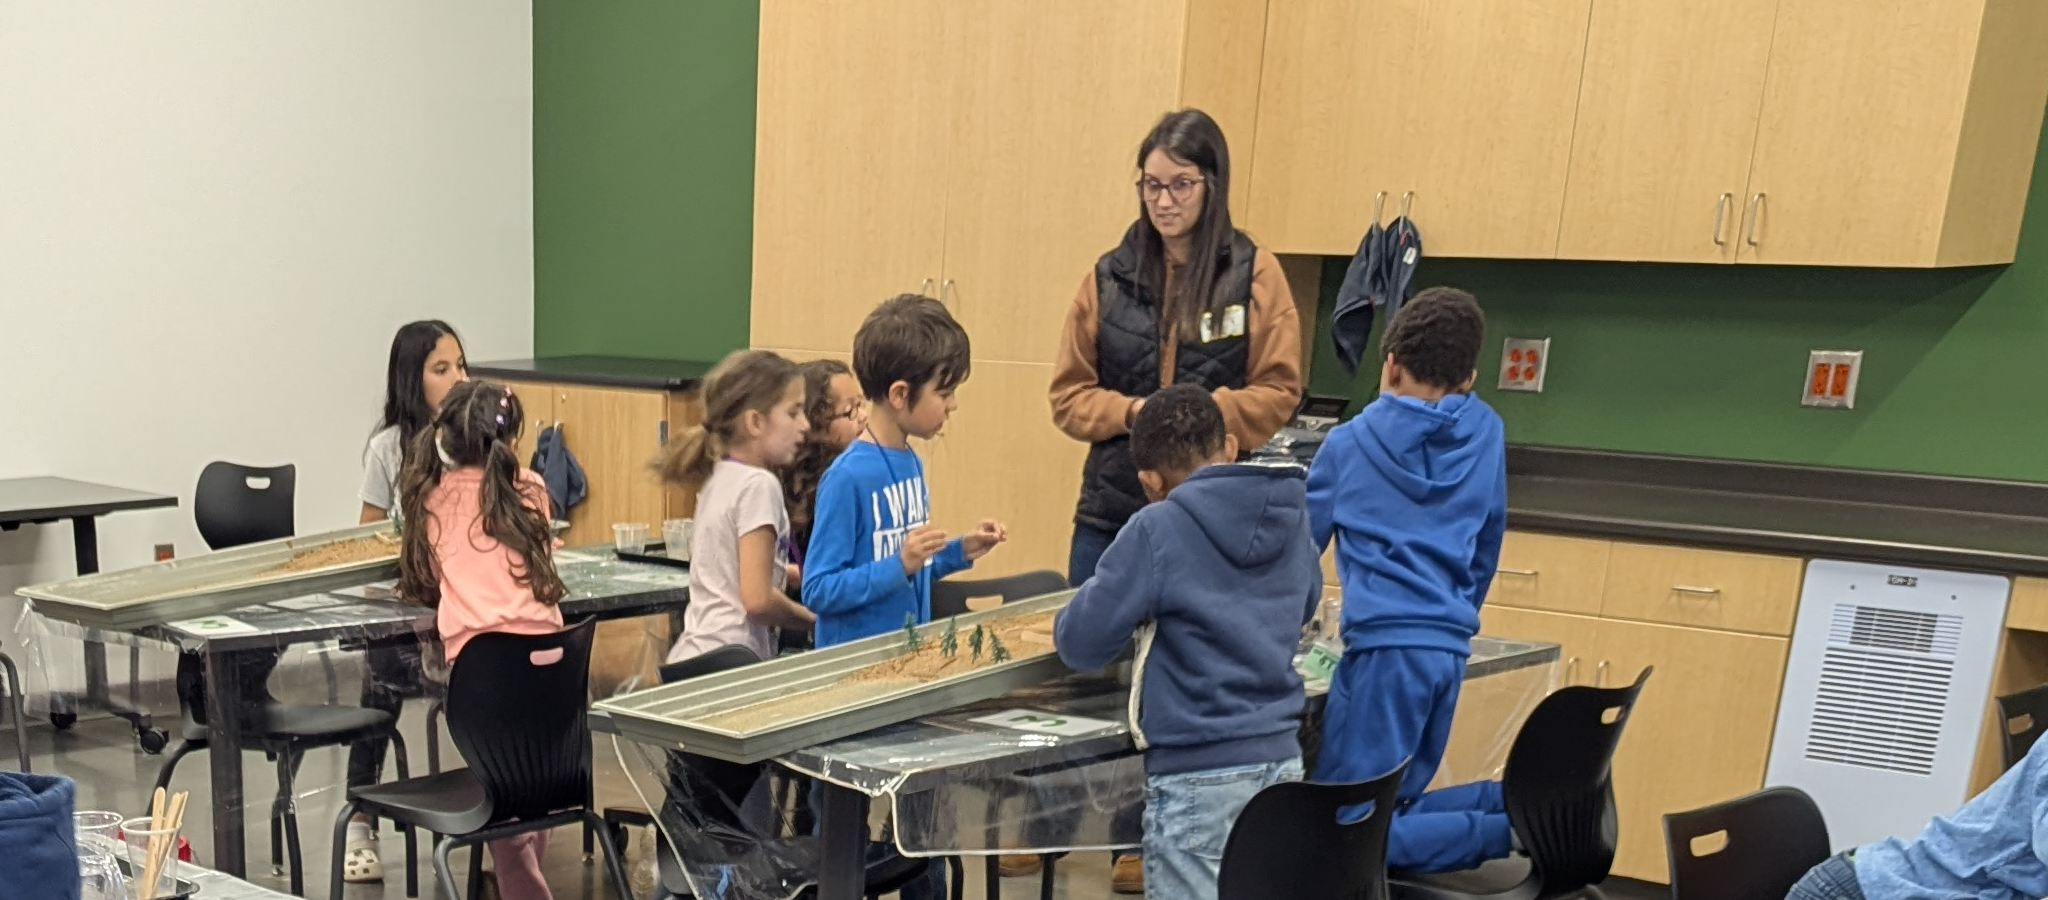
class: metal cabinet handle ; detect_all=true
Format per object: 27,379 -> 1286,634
1400,191 -> 1415,219
1595,660 -> 1610,687
1497,567 -> 1538,577
941,279 -> 957,310
1713,193 -> 1732,246
1372,191 -> 1388,227
1672,585 -> 1722,596
1563,656 -> 1579,685
919,278 -> 934,297
1744,192 -> 1766,247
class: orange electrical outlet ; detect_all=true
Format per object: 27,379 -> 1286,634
1830,363 -> 1851,397
1809,363 -> 1833,397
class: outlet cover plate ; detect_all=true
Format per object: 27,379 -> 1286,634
1499,338 -> 1550,392
1802,350 -> 1863,408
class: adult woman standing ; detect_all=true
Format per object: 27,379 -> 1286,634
1047,108 -> 1303,894
1051,108 -> 1303,585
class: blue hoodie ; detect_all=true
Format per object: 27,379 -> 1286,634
1306,391 -> 1506,657
1054,464 -> 1322,775
802,439 -> 972,647
0,771 -> 80,900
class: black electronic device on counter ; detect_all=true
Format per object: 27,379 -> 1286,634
1249,393 -> 1352,468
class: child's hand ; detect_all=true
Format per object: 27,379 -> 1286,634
963,519 -> 1008,561
900,525 -> 949,574
785,562 -> 802,584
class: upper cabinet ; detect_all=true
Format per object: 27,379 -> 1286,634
1248,0 -> 1593,259
1249,0 -> 2048,267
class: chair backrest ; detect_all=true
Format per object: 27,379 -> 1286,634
657,644 -> 763,685
1217,765 -> 1405,900
194,462 -> 296,550
930,570 -> 1069,619
1664,786 -> 1831,900
657,644 -> 767,831
1504,666 -> 1652,898
445,618 -> 598,823
1997,682 -> 2048,771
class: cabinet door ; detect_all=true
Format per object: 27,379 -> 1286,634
1249,0 -> 1592,257
1478,605 -> 1600,688
1491,530 -> 1612,616
499,379 -> 556,474
1600,542 -> 1803,636
939,0 -> 1188,364
921,360 -> 1087,578
750,0 -> 951,352
1556,0 -> 1780,262
1738,0 -> 1984,265
550,385 -> 670,547
1596,620 -> 1789,882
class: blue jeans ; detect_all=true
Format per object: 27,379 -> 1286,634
1142,758 -> 1303,900
1068,522 -> 1118,586
1788,852 -> 1864,900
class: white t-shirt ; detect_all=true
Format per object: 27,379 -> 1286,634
666,460 -> 790,665
359,426 -> 403,513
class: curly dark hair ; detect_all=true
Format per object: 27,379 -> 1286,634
1382,287 -> 1485,390
397,379 -> 563,609
783,358 -> 853,552
1131,383 -> 1227,473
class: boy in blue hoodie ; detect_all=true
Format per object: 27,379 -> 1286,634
1788,731 -> 2048,899
1055,383 -> 1323,900
803,293 -> 1008,646
1306,287 -> 1510,874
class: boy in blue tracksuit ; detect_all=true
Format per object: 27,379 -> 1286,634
803,292 -> 1008,646
1306,287 -> 1511,874
1055,384 -> 1323,900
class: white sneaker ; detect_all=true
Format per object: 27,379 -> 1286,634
343,821 -> 385,883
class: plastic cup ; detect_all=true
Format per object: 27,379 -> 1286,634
613,522 -> 649,553
120,816 -> 183,900
662,518 -> 693,561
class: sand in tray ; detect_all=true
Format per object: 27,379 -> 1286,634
127,533 -> 402,602
697,612 -> 1059,733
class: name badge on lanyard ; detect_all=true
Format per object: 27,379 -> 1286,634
1199,304 -> 1248,343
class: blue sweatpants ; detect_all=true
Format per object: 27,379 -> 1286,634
1313,647 -> 1513,873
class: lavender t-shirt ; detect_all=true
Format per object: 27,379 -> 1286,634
667,460 -> 789,665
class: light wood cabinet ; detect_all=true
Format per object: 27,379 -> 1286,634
1248,0 -> 1592,258
489,378 -> 693,547
1492,531 -> 1612,617
1600,543 -> 1803,636
1555,0 -> 1780,262
1479,605 -> 1602,691
1597,619 -> 1789,881
1740,0 -> 2048,266
749,0 -> 951,354
923,360 -> 1088,578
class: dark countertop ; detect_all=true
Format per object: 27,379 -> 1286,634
469,356 -> 716,391
1508,446 -> 2048,577
0,477 -> 178,525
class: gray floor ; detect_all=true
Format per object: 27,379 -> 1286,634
16,711 -> 1667,900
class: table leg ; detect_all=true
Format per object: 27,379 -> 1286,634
203,646 -> 249,877
817,782 -> 870,900
64,515 -> 158,746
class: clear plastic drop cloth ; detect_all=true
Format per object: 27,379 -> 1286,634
607,636 -> 1557,900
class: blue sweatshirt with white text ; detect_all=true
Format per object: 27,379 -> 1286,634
801,439 -> 971,647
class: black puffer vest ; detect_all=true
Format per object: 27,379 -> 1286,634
1075,224 -> 1257,532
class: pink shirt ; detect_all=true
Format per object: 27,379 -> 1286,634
427,467 -> 564,661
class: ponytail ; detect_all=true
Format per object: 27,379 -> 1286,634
651,349 -> 800,495
397,425 -> 449,607
652,423 -> 719,493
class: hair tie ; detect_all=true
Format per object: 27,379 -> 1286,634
435,432 -> 457,467
495,414 -> 505,425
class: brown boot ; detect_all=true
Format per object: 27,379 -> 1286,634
997,854 -> 1043,877
1111,853 -> 1144,894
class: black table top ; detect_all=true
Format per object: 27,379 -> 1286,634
1507,446 -> 2048,576
469,356 -> 718,391
0,477 -> 178,525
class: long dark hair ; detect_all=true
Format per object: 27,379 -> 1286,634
378,320 -> 463,447
397,378 -> 563,609
652,349 -> 802,494
783,358 -> 853,549
1135,109 -> 1235,336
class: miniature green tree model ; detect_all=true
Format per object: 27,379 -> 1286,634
939,617 -> 960,657
902,612 -> 922,651
989,633 -> 1011,663
969,624 -> 985,662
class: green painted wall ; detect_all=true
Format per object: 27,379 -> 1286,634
1308,112 -> 2048,481
532,0 -> 757,363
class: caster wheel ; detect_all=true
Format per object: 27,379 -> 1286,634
138,728 -> 169,754
51,711 -> 77,731
609,823 -> 630,853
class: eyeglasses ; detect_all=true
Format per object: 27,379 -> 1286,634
1136,175 -> 1205,204
828,399 -> 869,422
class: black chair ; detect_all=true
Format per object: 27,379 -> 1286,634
1,647 -> 27,771
156,461 -> 406,895
1391,667 -> 1654,900
329,618 -> 633,900
1217,765 -> 1407,900
931,570 -> 1069,900
1997,682 -> 2048,771
1663,786 -> 1830,900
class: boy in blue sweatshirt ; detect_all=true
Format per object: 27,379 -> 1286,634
803,293 -> 1008,647
1306,287 -> 1510,874
1789,732 -> 2048,900
1055,384 -> 1323,900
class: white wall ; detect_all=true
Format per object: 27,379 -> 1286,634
0,2 -> 534,690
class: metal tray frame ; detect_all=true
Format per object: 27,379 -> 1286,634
18,521 -> 403,632
596,590 -> 1077,763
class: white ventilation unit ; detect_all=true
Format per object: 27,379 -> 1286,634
1766,560 -> 2008,851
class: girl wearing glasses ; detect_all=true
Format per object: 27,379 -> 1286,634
783,358 -> 867,568
1045,106 -> 1304,894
